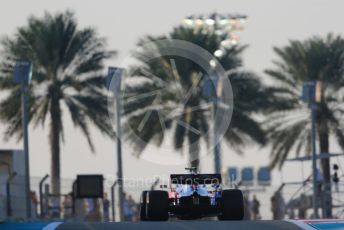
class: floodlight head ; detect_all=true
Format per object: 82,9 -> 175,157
301,81 -> 322,107
106,67 -> 123,96
13,59 -> 32,85
301,81 -> 315,105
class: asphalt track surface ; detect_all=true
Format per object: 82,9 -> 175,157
56,221 -> 303,230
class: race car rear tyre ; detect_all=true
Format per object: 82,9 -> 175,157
146,190 -> 169,221
219,189 -> 244,220
140,191 -> 149,221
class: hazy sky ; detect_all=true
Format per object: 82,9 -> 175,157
1,0 -> 344,193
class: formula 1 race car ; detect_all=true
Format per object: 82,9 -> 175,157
140,168 -> 244,221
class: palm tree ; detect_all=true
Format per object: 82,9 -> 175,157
265,34 -> 344,217
0,11 -> 115,195
123,26 -> 271,169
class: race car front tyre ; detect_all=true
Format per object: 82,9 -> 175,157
219,189 -> 244,220
146,190 -> 169,221
140,191 -> 149,221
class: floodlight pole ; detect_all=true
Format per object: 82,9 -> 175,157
107,67 -> 125,221
14,60 -> 33,220
310,103 -> 319,219
116,94 -> 124,222
213,100 -> 221,174
205,75 -> 222,174
302,81 -> 319,219
21,80 -> 32,219
213,75 -> 224,174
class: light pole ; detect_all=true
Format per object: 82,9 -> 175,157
185,13 -> 246,174
213,77 -> 223,174
107,67 -> 125,221
301,80 -> 321,219
310,102 -> 319,219
13,59 -> 32,219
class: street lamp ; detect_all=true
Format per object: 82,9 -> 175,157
13,59 -> 32,219
106,67 -> 125,221
301,80 -> 322,219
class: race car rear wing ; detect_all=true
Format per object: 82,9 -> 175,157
170,174 -> 222,184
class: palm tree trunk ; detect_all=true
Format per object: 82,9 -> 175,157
317,118 -> 332,218
49,97 -> 61,196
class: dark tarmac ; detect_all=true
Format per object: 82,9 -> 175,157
57,221 -> 303,230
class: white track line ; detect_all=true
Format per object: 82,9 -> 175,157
42,222 -> 63,230
285,220 -> 316,230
